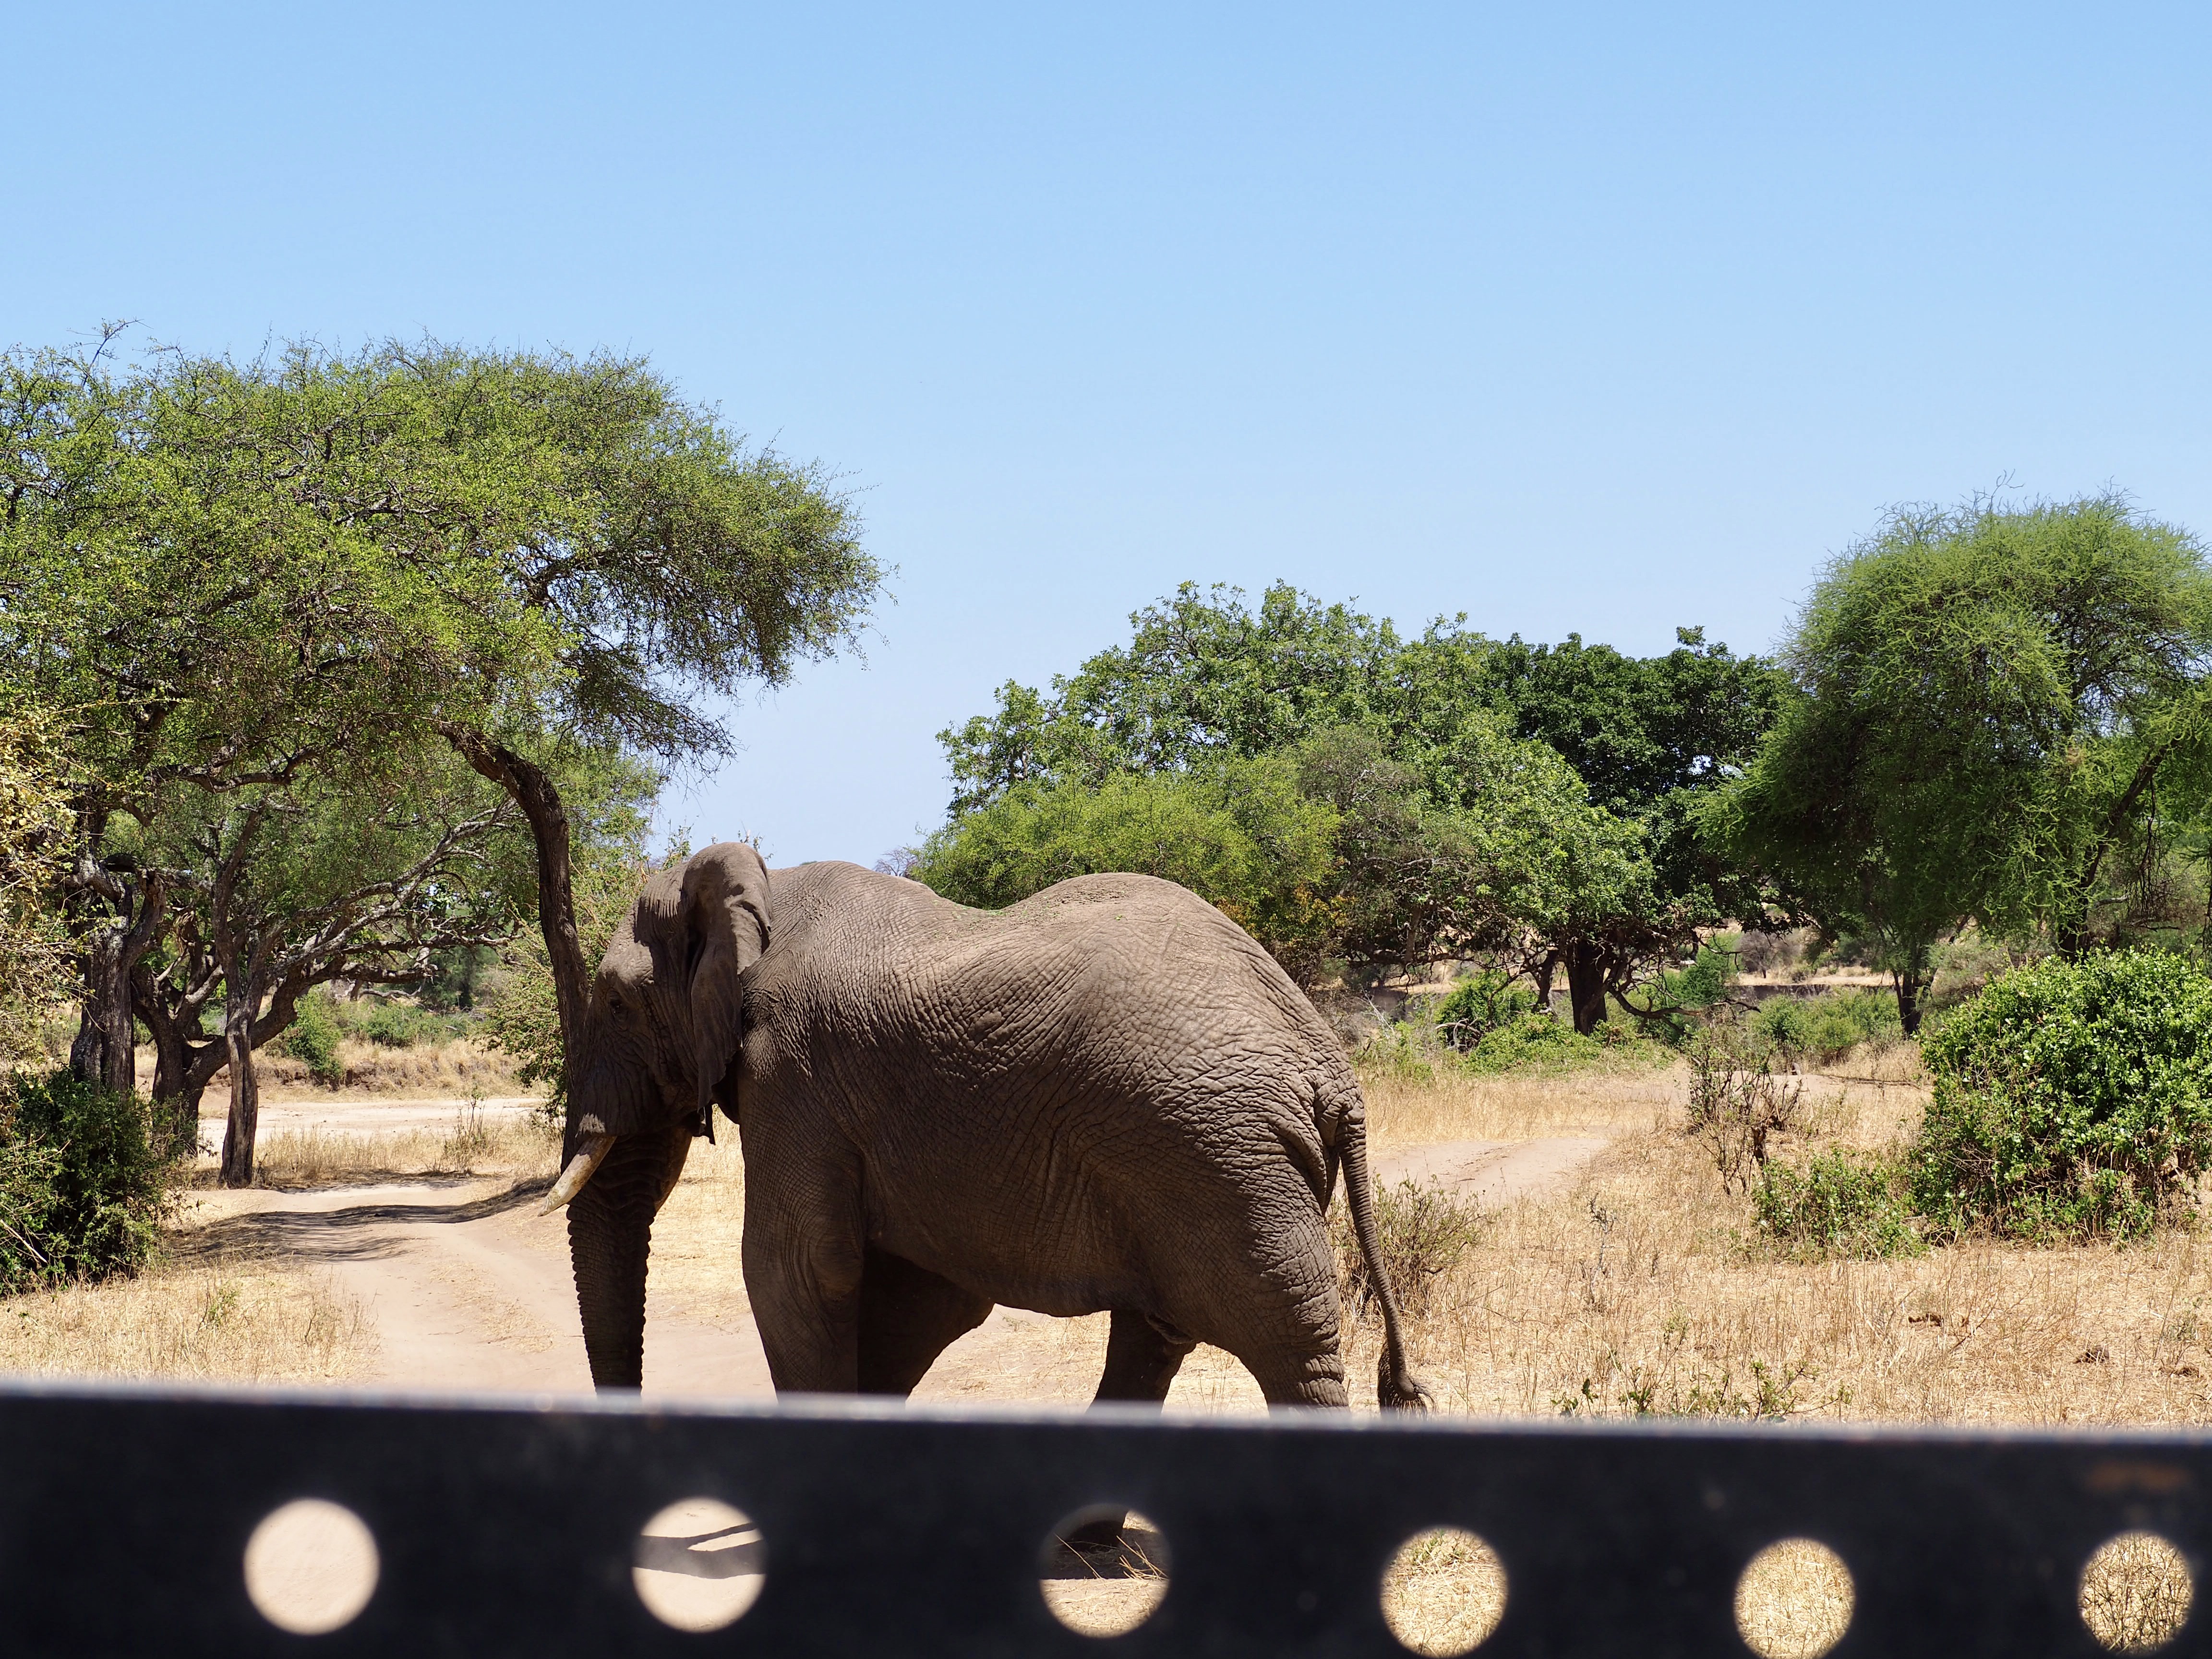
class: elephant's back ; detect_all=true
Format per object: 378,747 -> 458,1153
757,861 -> 1334,1062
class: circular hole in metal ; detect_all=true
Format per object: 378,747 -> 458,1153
1380,1526 -> 1508,1655
633,1497 -> 767,1633
1038,1505 -> 1171,1637
2081,1531 -> 2194,1653
243,1498 -> 380,1635
1734,1537 -> 1853,1659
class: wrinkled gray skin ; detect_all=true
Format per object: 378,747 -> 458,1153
561,842 -> 1427,1411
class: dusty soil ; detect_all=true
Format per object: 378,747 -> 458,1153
171,1095 -> 1612,1407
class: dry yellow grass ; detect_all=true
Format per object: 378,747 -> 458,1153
1342,1046 -> 2212,1427
141,1037 -> 523,1101
1380,1527 -> 1508,1657
1358,1059 -> 1677,1145
0,1260 -> 373,1383
1734,1539 -> 1854,1659
247,1109 -> 559,1189
2080,1532 -> 2194,1652
645,1130 -> 750,1326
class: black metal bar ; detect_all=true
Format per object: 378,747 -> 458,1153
0,1378 -> 2203,1657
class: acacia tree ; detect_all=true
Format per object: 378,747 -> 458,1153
0,339 -> 559,1094
0,338 -> 879,1104
357,342 -> 879,1079
126,750 -> 543,1178
1707,493 -> 2212,1030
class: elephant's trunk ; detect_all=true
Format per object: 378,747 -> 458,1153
563,1134 -> 647,1388
565,1124 -> 695,1390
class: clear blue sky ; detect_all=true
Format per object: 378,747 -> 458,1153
11,3 -> 2210,865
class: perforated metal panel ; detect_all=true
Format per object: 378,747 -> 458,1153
0,1379 -> 2204,1656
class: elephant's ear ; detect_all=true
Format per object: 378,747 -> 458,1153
674,842 -> 771,1133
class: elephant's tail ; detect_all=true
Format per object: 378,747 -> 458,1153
1336,1091 -> 1433,1411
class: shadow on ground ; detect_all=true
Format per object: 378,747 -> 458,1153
177,1180 -> 552,1266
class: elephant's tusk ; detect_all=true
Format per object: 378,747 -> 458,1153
533,1133 -> 616,1217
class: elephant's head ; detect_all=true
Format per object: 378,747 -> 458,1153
539,841 -> 771,1387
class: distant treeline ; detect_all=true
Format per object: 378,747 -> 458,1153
914,493 -> 2212,1037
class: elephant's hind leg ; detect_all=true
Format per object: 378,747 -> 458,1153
1094,1308 -> 1196,1406
1066,1310 -> 1200,1547
856,1247 -> 991,1395
1243,1344 -> 1350,1409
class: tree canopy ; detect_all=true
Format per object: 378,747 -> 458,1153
1707,493 -> 2212,1028
928,583 -> 1775,1024
0,335 -> 881,1179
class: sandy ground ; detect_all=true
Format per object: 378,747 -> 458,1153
182,1177 -> 773,1395
175,1096 -> 1612,1407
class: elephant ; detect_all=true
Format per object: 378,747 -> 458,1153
540,842 -> 1429,1413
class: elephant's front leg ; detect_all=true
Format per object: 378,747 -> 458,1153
741,1165 -> 871,1393
856,1247 -> 991,1395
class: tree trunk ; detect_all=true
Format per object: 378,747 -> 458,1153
167,1079 -> 208,1160
1893,968 -> 1928,1037
1563,939 -> 1609,1035
147,1017 -> 198,1156
439,727 -> 587,1069
136,971 -> 205,1156
218,1013 -> 260,1188
68,866 -> 168,1095
1530,950 -> 1559,1015
70,921 -> 135,1094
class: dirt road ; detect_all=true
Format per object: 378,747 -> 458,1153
181,1121 -> 1611,1407
187,1178 -> 776,1397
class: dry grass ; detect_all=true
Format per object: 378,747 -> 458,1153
1357,1057 -> 1682,1146
2080,1532 -> 2194,1652
246,1108 -> 560,1189
1734,1539 -> 1854,1659
0,1259 -> 373,1383
1380,1526 -> 1508,1657
643,1130 -> 751,1327
142,1037 -> 523,1100
1341,1046 -> 2212,1426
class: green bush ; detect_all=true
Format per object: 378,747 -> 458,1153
912,757 -> 1342,979
1755,1149 -> 1922,1260
0,1070 -> 172,1292
1464,1012 -> 1598,1070
1658,936 -> 1740,1011
1363,1002 -> 1666,1082
356,1000 -> 459,1050
1752,988 -> 1901,1069
1912,950 -> 2212,1241
1432,970 -> 1537,1051
276,992 -> 347,1087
